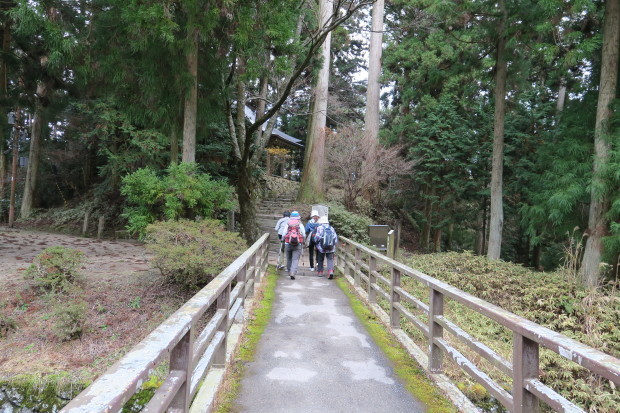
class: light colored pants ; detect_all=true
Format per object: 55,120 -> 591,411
286,244 -> 302,276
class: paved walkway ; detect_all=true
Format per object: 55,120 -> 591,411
234,255 -> 426,413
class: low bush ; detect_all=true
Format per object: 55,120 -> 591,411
121,163 -> 234,238
25,246 -> 84,293
0,312 -> 16,338
52,300 -> 87,341
145,219 -> 247,290
326,202 -> 372,244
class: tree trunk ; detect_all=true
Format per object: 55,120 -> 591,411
580,0 -> 619,288
0,18 -> 10,203
446,222 -> 454,251
182,29 -> 198,163
475,197 -> 488,255
433,228 -> 442,253
556,79 -> 567,113
421,184 -> 435,251
361,0 -> 384,196
297,0 -> 333,202
0,149 -> 5,204
171,124 -> 180,165
8,109 -> 19,227
20,81 -> 47,218
237,164 -> 260,243
487,21 -> 508,261
531,243 -> 542,270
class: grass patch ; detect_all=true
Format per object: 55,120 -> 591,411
335,276 -> 457,413
213,265 -> 278,413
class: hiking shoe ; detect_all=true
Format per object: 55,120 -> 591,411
328,273 -> 334,280
290,275 -> 295,280
310,267 -> 315,271
317,272 -> 324,277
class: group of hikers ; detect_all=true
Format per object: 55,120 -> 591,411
274,209 -> 338,280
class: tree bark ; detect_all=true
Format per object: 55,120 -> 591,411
580,0 -> 619,288
20,80 -> 47,218
8,109 -> 19,227
171,124 -> 180,165
556,79 -> 567,113
421,184 -> 435,251
0,18 -> 10,203
182,29 -> 198,163
297,0 -> 333,202
433,228 -> 442,253
237,165 -> 260,242
487,16 -> 508,261
362,0 -> 384,188
475,197 -> 488,255
446,222 -> 454,251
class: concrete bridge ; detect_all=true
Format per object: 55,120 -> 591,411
59,234 -> 620,413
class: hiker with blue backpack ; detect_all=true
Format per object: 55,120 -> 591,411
314,216 -> 338,279
282,211 -> 306,280
305,210 -> 320,271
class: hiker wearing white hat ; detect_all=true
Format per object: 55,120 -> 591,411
305,209 -> 321,271
314,216 -> 338,279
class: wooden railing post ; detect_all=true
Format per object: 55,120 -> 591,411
238,263 -> 248,303
513,333 -> 540,413
368,255 -> 377,303
354,247 -> 361,286
169,329 -> 193,411
390,267 -> 401,328
343,243 -> 350,278
429,288 -> 444,373
215,286 -> 230,367
250,251 -> 257,291
262,239 -> 269,274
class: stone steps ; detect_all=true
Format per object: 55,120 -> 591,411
256,195 -> 297,253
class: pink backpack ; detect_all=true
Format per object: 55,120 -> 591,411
284,218 -> 304,245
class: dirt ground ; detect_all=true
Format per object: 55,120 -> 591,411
0,226 -> 186,380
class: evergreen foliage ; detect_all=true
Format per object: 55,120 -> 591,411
25,246 -> 84,293
144,219 -> 247,290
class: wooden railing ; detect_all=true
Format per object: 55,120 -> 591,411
336,236 -> 620,413
60,234 -> 270,413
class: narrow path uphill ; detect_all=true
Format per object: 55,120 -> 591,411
256,192 -> 297,255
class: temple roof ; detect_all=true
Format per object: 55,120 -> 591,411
244,106 -> 304,149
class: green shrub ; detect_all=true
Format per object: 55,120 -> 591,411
25,247 -> 84,293
52,300 -> 87,341
121,163 -> 234,238
326,202 -> 372,244
145,219 -> 248,290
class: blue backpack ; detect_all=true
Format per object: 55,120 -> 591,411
320,227 -> 336,251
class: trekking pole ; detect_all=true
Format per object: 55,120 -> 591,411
301,244 -> 305,273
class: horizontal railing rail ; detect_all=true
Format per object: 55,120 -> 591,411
336,236 -> 620,413
60,233 -> 270,413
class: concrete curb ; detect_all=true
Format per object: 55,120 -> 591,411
189,297 -> 258,413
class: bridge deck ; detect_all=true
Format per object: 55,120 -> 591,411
233,255 -> 425,412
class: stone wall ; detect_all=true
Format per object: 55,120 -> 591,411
262,175 -> 299,200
